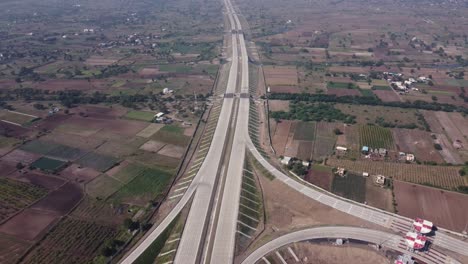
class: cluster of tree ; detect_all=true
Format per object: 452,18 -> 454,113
95,65 -> 131,79
270,102 -> 356,123
265,93 -> 468,114
0,88 -> 210,109
374,117 -> 418,129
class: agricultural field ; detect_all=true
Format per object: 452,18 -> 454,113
359,125 -> 394,149
394,181 -> 468,233
30,157 -> 67,172
336,104 -> 424,129
392,128 -> 444,163
331,173 -> 366,203
304,165 -> 333,190
421,110 -> 468,163
327,158 -> 465,190
111,166 -> 173,206
76,152 -> 119,172
21,218 -> 118,264
0,235 -> 30,264
0,178 -> 48,222
124,111 -> 156,122
0,111 -> 38,126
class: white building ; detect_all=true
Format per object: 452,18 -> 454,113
280,156 -> 292,165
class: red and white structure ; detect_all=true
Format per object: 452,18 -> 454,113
405,231 -> 427,250
413,218 -> 433,234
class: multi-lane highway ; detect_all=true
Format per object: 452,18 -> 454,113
120,0 -> 468,262
240,226 -> 461,264
119,1 -> 241,263
209,0 -> 250,262
173,0 -> 243,262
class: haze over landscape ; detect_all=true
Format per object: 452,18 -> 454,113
0,0 -> 467,263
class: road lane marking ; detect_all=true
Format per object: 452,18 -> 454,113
174,186 -> 188,193
240,195 -> 259,205
167,238 -> 180,244
169,193 -> 184,200
177,179 -> 192,186
275,252 -> 287,264
288,247 -> 300,262
237,230 -> 252,239
158,249 -> 176,257
239,212 -> 259,222
237,220 -> 256,231
239,203 -> 259,214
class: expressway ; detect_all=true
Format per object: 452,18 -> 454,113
120,0 -> 468,262
209,0 -> 250,262
240,226 -> 461,264
119,1 -> 241,263
173,0 -> 244,262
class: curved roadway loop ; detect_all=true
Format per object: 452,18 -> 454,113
240,226 -> 461,264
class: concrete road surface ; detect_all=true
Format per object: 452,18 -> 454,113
246,137 -> 468,257
241,226 -> 461,264
119,2 -> 240,263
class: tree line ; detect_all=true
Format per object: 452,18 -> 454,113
265,93 -> 468,114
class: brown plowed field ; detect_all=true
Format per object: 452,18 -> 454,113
264,66 -> 298,86
373,90 -> 401,102
158,144 -> 185,159
33,114 -> 70,131
269,85 -> 302,93
297,140 -> 313,160
392,128 -> 444,163
0,121 -> 31,138
394,181 -> 468,232
268,100 -> 290,112
0,236 -> 30,264
304,167 -> 333,190
31,183 -> 83,215
2,149 -> 41,165
272,120 -> 293,156
6,171 -> 65,190
32,80 -> 108,91
61,164 -> 101,183
0,209 -> 59,241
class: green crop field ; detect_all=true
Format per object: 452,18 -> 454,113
86,174 -> 123,199
77,152 -> 119,172
22,218 -> 118,264
360,89 -> 376,97
0,178 -> 48,222
113,163 -> 147,184
111,166 -> 172,205
46,145 -> 87,161
293,122 -> 316,141
125,110 -> 155,122
31,157 -> 66,172
20,140 -> 62,155
153,125 -> 190,146
331,173 -> 366,203
372,85 -> 391,90
359,125 -> 394,149
327,82 -> 358,89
